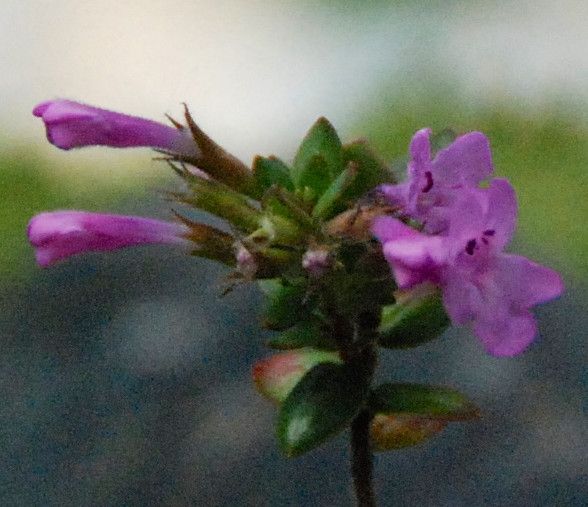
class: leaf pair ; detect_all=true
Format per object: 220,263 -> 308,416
255,349 -> 479,457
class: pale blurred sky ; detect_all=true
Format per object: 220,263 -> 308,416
1,0 -> 588,161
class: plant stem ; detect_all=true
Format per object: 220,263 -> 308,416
351,409 -> 376,507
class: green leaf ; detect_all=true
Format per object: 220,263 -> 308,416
267,320 -> 337,350
253,349 -> 342,403
341,140 -> 391,197
253,155 -> 294,194
369,383 -> 479,421
291,117 -> 343,196
277,363 -> 368,457
378,290 -> 449,348
258,279 -> 309,330
311,164 -> 358,220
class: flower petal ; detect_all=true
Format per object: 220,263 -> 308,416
27,211 -> 190,267
432,131 -> 493,186
441,268 -> 481,325
491,254 -> 564,309
409,128 -> 432,167
483,179 -> 518,249
473,310 -> 537,357
33,99 -> 198,155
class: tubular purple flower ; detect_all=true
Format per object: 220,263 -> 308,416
28,211 -> 191,267
33,99 -> 199,156
373,179 -> 564,357
379,128 -> 493,233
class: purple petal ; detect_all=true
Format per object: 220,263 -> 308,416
483,179 -> 518,250
491,254 -> 564,309
409,128 -> 432,167
473,310 -> 538,357
432,131 -> 493,186
446,188 -> 486,245
373,216 -> 446,289
441,268 -> 481,325
27,211 -> 190,267
378,182 -> 409,207
33,99 -> 198,155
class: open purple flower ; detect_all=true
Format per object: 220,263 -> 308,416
373,179 -> 563,356
28,211 -> 191,267
33,99 -> 199,156
379,128 -> 493,233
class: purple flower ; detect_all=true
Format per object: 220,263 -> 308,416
373,179 -> 563,356
28,211 -> 191,267
33,99 -> 198,156
380,128 -> 493,233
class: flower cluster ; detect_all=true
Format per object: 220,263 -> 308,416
26,99 -> 566,500
373,128 -> 563,356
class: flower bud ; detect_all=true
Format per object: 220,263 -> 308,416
33,100 -> 198,156
27,211 -> 190,267
370,414 -> 447,451
235,244 -> 258,279
252,349 -> 341,403
302,247 -> 332,277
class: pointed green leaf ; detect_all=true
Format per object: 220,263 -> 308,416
369,383 -> 479,421
378,290 -> 449,348
292,117 -> 343,195
277,363 -> 368,457
341,140 -> 391,198
258,279 -> 309,330
253,155 -> 294,194
267,320 -> 337,350
311,164 -> 358,220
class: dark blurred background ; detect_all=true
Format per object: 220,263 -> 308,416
1,1 -> 586,505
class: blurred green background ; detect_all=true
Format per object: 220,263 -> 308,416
1,1 -> 586,506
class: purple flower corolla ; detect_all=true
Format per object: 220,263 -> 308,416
28,211 -> 191,267
379,128 -> 493,233
373,179 -> 563,356
33,100 -> 198,156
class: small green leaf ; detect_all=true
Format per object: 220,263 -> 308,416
267,320 -> 337,350
378,290 -> 449,348
253,155 -> 294,194
291,117 -> 343,196
277,363 -> 368,457
258,279 -> 309,330
311,164 -> 358,220
341,140 -> 391,198
369,383 -> 479,421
